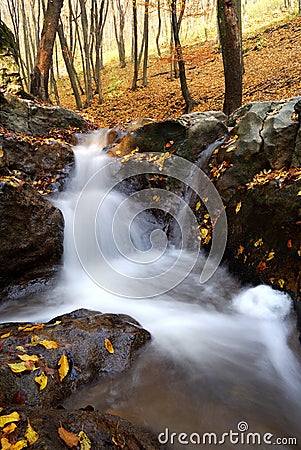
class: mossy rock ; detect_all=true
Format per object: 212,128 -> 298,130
0,20 -> 22,94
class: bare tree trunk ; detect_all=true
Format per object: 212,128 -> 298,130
156,0 -> 162,57
142,0 -> 149,87
79,0 -> 93,107
217,0 -> 243,115
112,0 -> 126,68
171,0 -> 197,113
30,0 -> 64,102
132,0 -> 138,90
57,22 -> 83,110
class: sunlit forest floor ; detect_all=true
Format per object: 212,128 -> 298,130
57,13 -> 301,128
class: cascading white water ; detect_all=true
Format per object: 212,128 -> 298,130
1,130 -> 301,449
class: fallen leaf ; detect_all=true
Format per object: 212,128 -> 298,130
2,423 -> 17,434
257,262 -> 267,272
0,332 -> 11,339
0,411 -> 20,427
105,339 -> 115,354
58,354 -> 69,382
297,190 -> 301,196
112,435 -> 125,448
78,431 -> 91,450
15,346 -> 26,352
58,423 -> 79,448
25,419 -> 39,445
195,201 -> 201,211
287,239 -> 293,248
254,238 -> 263,247
199,228 -> 209,239
35,372 -> 48,391
235,201 -> 241,213
266,251 -> 275,261
278,279 -> 285,288
1,438 -> 11,450
10,440 -> 28,449
54,321 -> 61,325
37,340 -> 58,349
152,195 -> 160,202
237,245 -> 244,256
18,324 -> 45,332
18,354 -> 39,362
7,362 -> 28,374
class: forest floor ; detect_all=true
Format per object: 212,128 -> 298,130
57,13 -> 301,128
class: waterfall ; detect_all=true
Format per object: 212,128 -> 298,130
1,130 -> 301,447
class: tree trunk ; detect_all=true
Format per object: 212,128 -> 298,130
217,0 -> 243,115
57,22 -> 82,110
171,0 -> 197,113
132,0 -> 138,90
142,0 -> 150,87
30,0 -> 64,102
79,0 -> 93,107
156,0 -> 162,57
112,0 -> 126,68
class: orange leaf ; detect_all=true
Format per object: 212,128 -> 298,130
287,239 -> 292,248
58,423 -> 79,448
105,339 -> 114,354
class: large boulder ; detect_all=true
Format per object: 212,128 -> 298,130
0,134 -> 74,192
0,20 -> 22,94
0,309 -> 151,407
107,112 -> 228,162
0,407 -> 165,450
0,181 -> 64,296
207,97 -> 301,299
0,93 -> 88,136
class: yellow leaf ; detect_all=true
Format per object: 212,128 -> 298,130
58,355 -> 69,382
204,214 -> 210,219
25,420 -> 39,445
237,245 -> 244,256
1,438 -> 11,450
0,332 -> 11,339
0,150 -> 4,158
235,202 -> 241,213
18,354 -> 39,362
278,279 -> 285,288
266,251 -> 275,261
199,228 -> 209,239
78,431 -> 91,450
3,423 -> 17,434
54,321 -> 61,325
35,372 -> 48,391
297,190 -> 301,196
10,440 -> 28,449
0,412 -> 20,427
152,195 -> 160,202
16,346 -> 26,352
8,362 -> 28,373
58,424 -> 79,448
254,238 -> 263,247
105,339 -> 114,354
195,201 -> 201,211
18,324 -> 45,332
37,340 -> 58,349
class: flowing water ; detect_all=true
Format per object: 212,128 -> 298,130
1,130 -> 301,449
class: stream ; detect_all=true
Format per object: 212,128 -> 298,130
1,130 -> 301,449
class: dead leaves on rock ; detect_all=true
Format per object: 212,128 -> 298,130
58,424 -> 91,449
105,339 -> 114,354
58,355 -> 69,382
0,412 -> 39,448
246,167 -> 301,190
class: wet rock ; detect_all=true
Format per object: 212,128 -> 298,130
108,113 -> 228,163
206,97 -> 301,299
0,93 -> 88,136
0,309 -> 151,408
0,182 -> 64,295
0,134 -> 74,192
0,20 -> 22,94
0,407 -> 166,450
